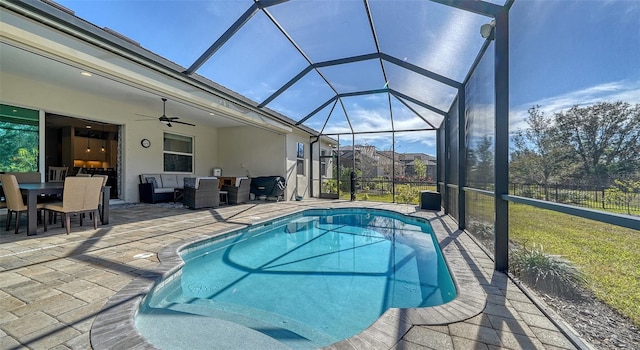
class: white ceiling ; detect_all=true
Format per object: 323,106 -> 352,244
0,41 -> 247,129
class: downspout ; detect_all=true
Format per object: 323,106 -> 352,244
309,135 -> 320,198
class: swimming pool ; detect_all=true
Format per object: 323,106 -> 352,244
136,208 -> 456,349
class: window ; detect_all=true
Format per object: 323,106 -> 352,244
163,133 -> 193,172
0,104 -> 39,172
296,142 -> 304,175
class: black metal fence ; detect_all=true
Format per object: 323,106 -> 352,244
510,182 -> 640,215
333,176 -> 639,216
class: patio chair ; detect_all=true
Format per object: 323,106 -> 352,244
183,177 -> 220,209
221,177 -> 251,204
43,176 -> 103,234
0,185 -> 6,209
91,174 -> 108,221
48,166 -> 68,182
0,174 -> 45,234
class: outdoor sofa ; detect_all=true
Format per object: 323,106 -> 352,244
138,173 -> 191,203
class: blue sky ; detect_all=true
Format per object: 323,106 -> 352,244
56,0 -> 640,156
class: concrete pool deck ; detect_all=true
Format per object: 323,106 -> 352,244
0,199 -> 587,349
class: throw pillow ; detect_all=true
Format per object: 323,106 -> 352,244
184,177 -> 196,189
146,177 -> 158,188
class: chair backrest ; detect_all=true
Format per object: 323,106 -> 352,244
62,177 -> 104,211
0,184 -> 6,208
237,178 -> 251,190
48,166 -> 68,182
197,178 -> 219,191
92,174 -> 109,186
0,174 -> 26,211
235,176 -> 249,187
76,173 -> 92,177
4,171 -> 41,183
92,174 -> 109,202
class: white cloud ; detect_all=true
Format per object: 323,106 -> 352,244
510,80 -> 640,132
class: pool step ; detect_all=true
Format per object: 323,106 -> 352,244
163,301 -> 337,349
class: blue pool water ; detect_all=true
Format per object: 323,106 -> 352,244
136,208 -> 456,349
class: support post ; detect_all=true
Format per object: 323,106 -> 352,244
494,9 -> 510,272
443,114 -> 450,215
457,92 -> 466,229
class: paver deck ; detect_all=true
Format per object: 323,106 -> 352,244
0,199 -> 591,349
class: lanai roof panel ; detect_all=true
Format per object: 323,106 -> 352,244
197,10 -> 309,103
316,59 -> 386,95
265,0 -> 377,63
369,0 -> 489,83
267,70 -> 336,120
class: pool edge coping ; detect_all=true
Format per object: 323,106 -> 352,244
90,207 -> 486,350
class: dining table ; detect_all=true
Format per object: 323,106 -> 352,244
18,182 -> 110,236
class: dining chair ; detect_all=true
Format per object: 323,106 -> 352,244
48,166 -> 68,182
91,174 -> 108,221
0,185 -> 6,209
0,174 -> 45,234
43,177 -> 103,235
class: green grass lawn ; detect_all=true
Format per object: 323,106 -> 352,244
509,203 -> 640,326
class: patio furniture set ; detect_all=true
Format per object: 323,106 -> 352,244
138,174 -> 286,209
0,170 -> 111,236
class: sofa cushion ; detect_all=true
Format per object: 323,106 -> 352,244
154,187 -> 174,194
161,174 -> 179,188
195,176 -> 217,189
176,174 -> 190,189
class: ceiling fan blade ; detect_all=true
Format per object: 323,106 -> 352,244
172,120 -> 195,127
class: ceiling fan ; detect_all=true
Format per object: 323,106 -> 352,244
141,98 -> 195,127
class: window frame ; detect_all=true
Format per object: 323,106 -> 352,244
296,142 -> 305,176
163,132 -> 193,173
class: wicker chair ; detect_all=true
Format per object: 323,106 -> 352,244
221,177 -> 251,204
183,178 -> 220,209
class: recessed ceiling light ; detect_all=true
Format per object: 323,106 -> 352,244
86,125 -> 91,129
209,112 -> 215,116
81,71 -> 92,77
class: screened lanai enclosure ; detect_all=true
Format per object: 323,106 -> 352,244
2,0 -> 639,325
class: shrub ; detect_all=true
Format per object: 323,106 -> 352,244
322,179 -> 337,193
395,184 -> 418,204
556,190 -> 593,204
510,242 -> 586,299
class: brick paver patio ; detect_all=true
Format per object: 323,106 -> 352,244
0,199 -> 589,349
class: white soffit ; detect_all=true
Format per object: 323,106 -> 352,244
0,7 -> 292,134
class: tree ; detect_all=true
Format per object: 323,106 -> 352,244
0,122 -> 39,172
413,158 -> 426,180
604,179 -> 640,215
554,101 -> 640,180
510,105 -> 575,188
468,135 -> 494,189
